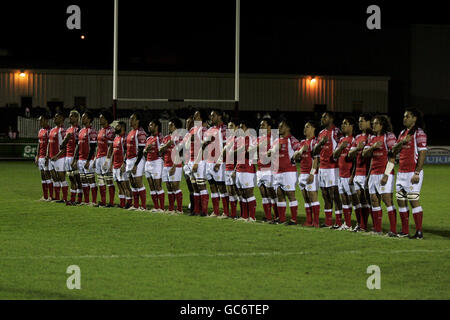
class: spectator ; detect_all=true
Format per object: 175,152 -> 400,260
8,126 -> 17,139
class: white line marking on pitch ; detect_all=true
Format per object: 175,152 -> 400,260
1,249 -> 449,260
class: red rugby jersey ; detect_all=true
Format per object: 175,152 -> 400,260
96,126 -> 115,158
204,123 -> 227,163
145,133 -> 162,161
272,134 -> 301,174
65,125 -> 80,158
48,126 -> 67,159
161,134 -> 183,168
188,126 -> 207,162
236,135 -> 256,173
365,132 -> 396,175
397,128 -> 427,173
257,134 -> 272,171
337,135 -> 355,178
126,127 -> 147,159
38,127 -> 50,159
78,126 -> 97,161
112,134 -> 126,169
299,137 -> 317,174
224,135 -> 237,171
350,133 -> 371,176
318,125 -> 342,169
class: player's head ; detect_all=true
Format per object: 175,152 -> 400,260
130,112 -> 141,129
69,110 -> 80,126
278,119 -> 292,136
372,115 -> 392,135
359,113 -> 372,132
321,111 -> 334,127
341,116 -> 356,136
210,109 -> 223,126
404,107 -> 424,131
304,120 -> 318,138
228,118 -> 239,131
149,119 -> 161,135
81,111 -> 93,126
193,109 -> 207,123
54,112 -> 65,126
113,121 -> 125,135
239,119 -> 251,132
185,116 -> 194,130
259,117 -> 273,132
168,117 -> 182,134
99,111 -> 113,127
39,113 -> 49,128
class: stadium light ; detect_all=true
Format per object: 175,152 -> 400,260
310,77 -> 317,84
19,71 -> 26,78
81,35 -> 85,40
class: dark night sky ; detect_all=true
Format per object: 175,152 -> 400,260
0,0 -> 448,76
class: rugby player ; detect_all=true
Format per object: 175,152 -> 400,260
348,113 -> 373,232
391,108 -> 427,239
269,119 -> 301,225
35,114 -> 52,201
46,112 -> 67,203
313,111 -> 343,228
108,121 -> 132,209
187,110 -> 208,216
125,113 -> 148,211
95,111 -> 115,207
144,119 -> 164,212
362,115 -> 397,236
159,118 -> 184,214
256,117 -> 277,223
333,117 -> 356,230
294,121 -> 320,227
203,110 -> 228,218
72,111 -> 97,205
234,119 -> 257,222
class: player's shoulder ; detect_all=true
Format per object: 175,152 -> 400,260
319,129 -> 326,135
387,131 -> 396,139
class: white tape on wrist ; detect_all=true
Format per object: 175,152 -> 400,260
310,168 -> 316,175
384,161 -> 394,175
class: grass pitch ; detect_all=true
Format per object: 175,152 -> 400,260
0,161 -> 448,299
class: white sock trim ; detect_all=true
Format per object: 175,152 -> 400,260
412,206 -> 423,214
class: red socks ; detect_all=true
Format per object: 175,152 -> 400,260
412,206 -> 423,232
229,196 -> 237,218
324,209 -> 333,226
175,190 -> 183,212
371,207 -> 383,232
343,205 -> 352,227
311,202 -> 321,227
289,200 -> 298,223
221,193 -> 229,216
41,181 -> 48,199
211,193 -> 220,216
399,207 -> 410,234
157,190 -> 164,210
99,185 -> 107,205
108,185 -> 115,205
200,191 -> 209,215
277,202 -> 287,222
387,206 -> 397,233
247,197 -> 256,220
168,192 -> 175,211
262,198 -> 272,220
90,184 -> 97,204
139,187 -> 147,209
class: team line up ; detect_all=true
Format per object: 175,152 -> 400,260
35,108 -> 427,239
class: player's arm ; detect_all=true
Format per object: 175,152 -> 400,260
411,149 -> 427,184
333,140 -> 347,159
159,139 -> 174,154
391,135 -> 411,156
135,146 -> 145,167
348,140 -> 364,158
87,141 -> 97,162
362,141 -> 380,158
53,133 -> 71,160
312,135 -> 327,156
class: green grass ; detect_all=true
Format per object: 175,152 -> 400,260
0,161 -> 449,299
